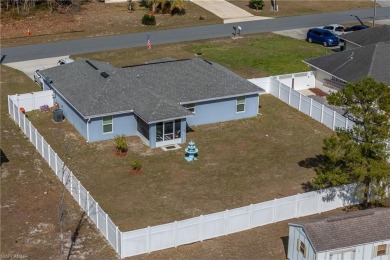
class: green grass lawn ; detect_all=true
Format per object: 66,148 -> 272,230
74,33 -> 328,78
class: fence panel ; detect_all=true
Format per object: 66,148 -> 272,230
299,95 -> 311,116
269,78 -> 279,97
176,217 -> 201,246
79,184 -> 88,211
88,195 -> 98,225
70,174 -> 79,200
201,212 -> 225,240
251,200 -> 274,227
107,218 -> 118,249
279,84 -> 290,104
322,106 -> 334,129
150,223 -> 175,251
48,147 -> 56,172
289,90 -> 300,110
30,125 -> 37,147
42,139 -> 50,164
310,101 -> 322,122
226,207 -> 250,234
122,229 -> 148,256
36,134 -> 43,156
97,205 -> 107,236
298,193 -> 321,216
274,196 -> 298,222
334,113 -> 348,130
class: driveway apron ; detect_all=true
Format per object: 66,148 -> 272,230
191,0 -> 272,23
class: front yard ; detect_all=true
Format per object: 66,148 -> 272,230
27,94 -> 333,231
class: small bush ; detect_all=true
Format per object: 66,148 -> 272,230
199,15 -> 205,20
249,0 -> 264,10
114,134 -> 128,152
171,7 -> 186,16
142,14 -> 156,26
130,160 -> 142,170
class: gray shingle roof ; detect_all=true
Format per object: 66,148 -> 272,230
290,208 -> 390,252
40,58 -> 263,123
304,41 -> 390,85
340,25 -> 390,46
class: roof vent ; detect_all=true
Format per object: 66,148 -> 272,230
86,60 -> 98,70
100,72 -> 109,78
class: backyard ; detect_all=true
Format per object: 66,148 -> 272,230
26,93 -> 333,231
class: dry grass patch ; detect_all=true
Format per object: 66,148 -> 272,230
228,0 -> 375,17
27,94 -> 333,231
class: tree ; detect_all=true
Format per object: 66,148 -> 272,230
313,77 -> 390,208
249,0 -> 264,10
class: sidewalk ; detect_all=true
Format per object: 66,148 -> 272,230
191,0 -> 272,24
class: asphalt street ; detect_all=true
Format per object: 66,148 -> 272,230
2,7 -> 389,63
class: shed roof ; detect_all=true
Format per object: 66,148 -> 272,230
304,41 -> 390,85
40,58 -> 263,123
340,25 -> 390,46
289,208 -> 390,252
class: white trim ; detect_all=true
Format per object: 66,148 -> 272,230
180,91 -> 261,105
236,96 -> 246,113
102,115 -> 113,134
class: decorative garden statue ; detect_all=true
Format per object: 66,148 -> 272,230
184,140 -> 198,162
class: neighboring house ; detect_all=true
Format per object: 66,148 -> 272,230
340,25 -> 390,51
303,41 -> 390,93
288,208 -> 390,260
39,58 -> 264,148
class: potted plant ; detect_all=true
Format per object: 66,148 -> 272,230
114,134 -> 128,157
130,160 -> 142,174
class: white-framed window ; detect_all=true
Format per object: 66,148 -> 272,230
236,96 -> 245,113
183,103 -> 196,114
102,116 -> 113,133
376,244 -> 388,257
297,239 -> 307,258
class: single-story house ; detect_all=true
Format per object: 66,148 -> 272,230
39,58 -> 264,148
288,207 -> 390,260
340,24 -> 390,51
303,41 -> 390,93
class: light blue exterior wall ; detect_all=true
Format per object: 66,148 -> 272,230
186,94 -> 259,126
53,91 -> 88,140
288,225 -> 316,260
88,113 -> 137,142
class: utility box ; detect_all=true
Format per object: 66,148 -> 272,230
53,109 -> 64,122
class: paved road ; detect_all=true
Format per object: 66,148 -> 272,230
2,7 -> 389,63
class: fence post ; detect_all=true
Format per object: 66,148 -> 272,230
298,93 -> 302,111
23,114 -> 26,134
96,203 -> 99,229
35,129 -> 38,148
55,153 -> 58,175
320,104 -> 324,123
8,96 -> 11,116
288,87 -> 291,105
70,172 -> 73,196
116,226 -> 119,252
87,191 -> 90,216
278,82 -> 281,99
105,213 -> 108,238
345,118 -> 349,129
318,192 -> 322,214
309,98 -> 313,117
224,209 -> 228,235
29,121 -> 32,142
78,181 -> 81,204
174,221 -> 178,247
147,226 -> 151,253
296,193 -> 300,218
41,136 -> 44,158
48,145 -> 51,166
249,204 -> 253,228
332,111 -> 336,130
199,215 -> 203,242
18,110 -> 21,127
272,198 -> 277,223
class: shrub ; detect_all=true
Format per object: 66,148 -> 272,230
171,7 -> 186,16
130,160 -> 142,170
142,14 -> 156,26
199,15 -> 205,20
249,0 -> 264,10
114,134 -> 128,152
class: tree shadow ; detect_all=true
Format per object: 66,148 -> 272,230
281,236 -> 289,259
0,149 -> 9,166
67,212 -> 88,260
298,154 -> 325,169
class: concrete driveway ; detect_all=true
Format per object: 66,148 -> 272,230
4,56 -> 69,80
191,0 -> 272,23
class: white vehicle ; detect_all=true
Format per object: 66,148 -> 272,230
34,70 -> 44,88
320,24 -> 345,36
57,57 -> 74,65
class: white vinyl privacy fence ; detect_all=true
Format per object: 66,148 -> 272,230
8,94 -> 121,256
8,91 -> 362,258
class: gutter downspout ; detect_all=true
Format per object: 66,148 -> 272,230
87,118 -> 91,142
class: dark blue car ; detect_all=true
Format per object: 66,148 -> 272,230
306,28 -> 340,47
